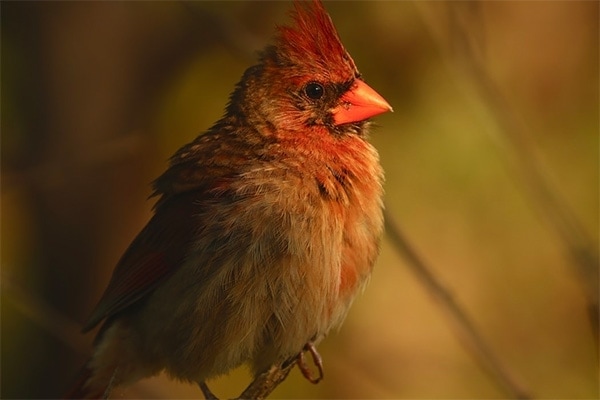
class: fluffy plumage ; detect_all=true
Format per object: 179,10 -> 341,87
66,1 -> 391,398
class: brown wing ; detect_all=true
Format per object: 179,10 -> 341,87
83,126 -> 248,332
82,190 -> 205,332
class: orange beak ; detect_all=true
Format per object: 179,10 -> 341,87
332,80 -> 393,126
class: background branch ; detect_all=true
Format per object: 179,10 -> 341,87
384,210 -> 531,399
415,1 -> 599,347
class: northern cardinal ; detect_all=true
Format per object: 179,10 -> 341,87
66,1 -> 391,398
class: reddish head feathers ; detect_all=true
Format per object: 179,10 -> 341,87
275,0 -> 358,80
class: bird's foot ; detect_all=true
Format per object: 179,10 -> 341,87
296,342 -> 324,384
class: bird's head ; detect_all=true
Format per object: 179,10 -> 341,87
227,0 -> 392,137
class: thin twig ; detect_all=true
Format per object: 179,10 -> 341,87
1,273 -> 91,356
440,2 -> 599,348
384,210 -> 531,399
234,360 -> 296,400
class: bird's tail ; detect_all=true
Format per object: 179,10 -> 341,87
64,360 -> 110,399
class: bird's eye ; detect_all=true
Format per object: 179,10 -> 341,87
304,82 -> 324,100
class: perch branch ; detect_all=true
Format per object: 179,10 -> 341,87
234,360 -> 296,400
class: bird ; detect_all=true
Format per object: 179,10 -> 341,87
66,0 -> 391,398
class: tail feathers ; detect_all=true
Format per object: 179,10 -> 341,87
64,360 -> 110,399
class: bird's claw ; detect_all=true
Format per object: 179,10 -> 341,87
296,342 -> 324,384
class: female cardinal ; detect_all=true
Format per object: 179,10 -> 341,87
67,0 -> 391,398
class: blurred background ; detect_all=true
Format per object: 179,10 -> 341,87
1,1 -> 598,398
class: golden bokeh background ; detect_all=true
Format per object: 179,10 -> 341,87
2,1 -> 597,398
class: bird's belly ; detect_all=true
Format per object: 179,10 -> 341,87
130,188 -> 382,382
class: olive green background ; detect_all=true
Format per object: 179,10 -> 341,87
2,1 -> 597,398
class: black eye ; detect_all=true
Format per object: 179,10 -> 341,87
304,82 -> 324,100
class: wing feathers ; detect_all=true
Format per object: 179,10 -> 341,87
82,191 -> 203,332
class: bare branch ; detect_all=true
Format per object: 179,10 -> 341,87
438,2 -> 599,349
384,209 -> 531,399
1,273 -> 91,356
234,361 -> 296,400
